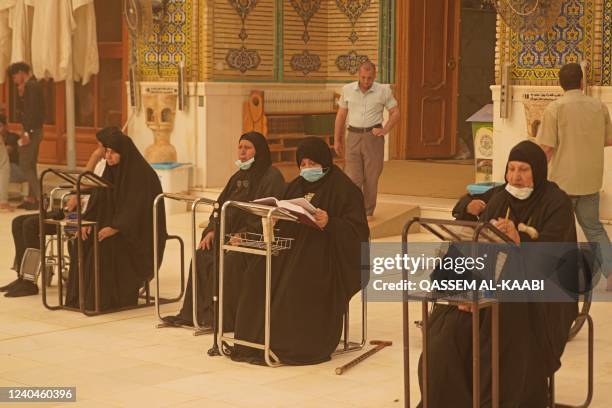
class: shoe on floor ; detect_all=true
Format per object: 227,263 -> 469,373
17,200 -> 39,211
161,315 -> 194,327
0,278 -> 22,292
5,280 -> 38,297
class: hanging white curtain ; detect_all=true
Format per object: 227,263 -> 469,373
30,0 -> 74,81
0,0 -> 15,84
29,0 -> 98,83
71,0 -> 98,85
8,0 -> 31,64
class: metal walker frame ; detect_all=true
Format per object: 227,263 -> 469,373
217,200 -> 368,366
401,218 -> 514,408
153,193 -> 217,336
217,200 -> 296,367
39,169 -> 112,315
401,217 -> 594,408
39,169 -> 181,315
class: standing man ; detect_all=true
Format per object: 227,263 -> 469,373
8,62 -> 45,210
537,62 -> 612,287
334,61 -> 400,220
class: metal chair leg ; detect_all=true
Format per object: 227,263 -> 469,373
550,314 -> 593,408
334,289 -> 367,355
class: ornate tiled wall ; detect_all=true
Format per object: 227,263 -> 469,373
496,0 -> 611,86
282,0 -> 383,82
136,0 -> 394,83
138,0 -> 201,82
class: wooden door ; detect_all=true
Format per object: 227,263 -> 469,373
394,0 -> 460,159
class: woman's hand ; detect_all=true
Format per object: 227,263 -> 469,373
98,227 -> 118,241
93,144 -> 106,160
466,199 -> 486,216
228,234 -> 242,246
493,218 -> 520,244
457,304 -> 472,313
78,226 -> 92,240
314,209 -> 329,229
65,196 -> 78,212
199,231 -> 215,250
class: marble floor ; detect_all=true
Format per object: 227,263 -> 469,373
0,196 -> 610,407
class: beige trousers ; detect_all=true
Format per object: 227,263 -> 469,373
344,130 -> 384,216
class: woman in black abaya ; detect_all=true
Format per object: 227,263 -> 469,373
66,127 -> 167,311
419,140 -> 578,407
162,132 -> 285,329
231,137 -> 370,365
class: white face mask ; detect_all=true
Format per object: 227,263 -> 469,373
235,157 -> 255,170
505,183 -> 534,200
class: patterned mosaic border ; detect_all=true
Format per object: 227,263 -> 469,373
602,0 -> 612,84
510,0 -> 595,82
497,0 -> 611,86
138,0 -> 194,81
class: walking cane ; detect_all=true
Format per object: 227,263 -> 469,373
335,340 -> 392,375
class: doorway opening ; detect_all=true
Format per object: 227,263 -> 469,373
383,0 -> 496,198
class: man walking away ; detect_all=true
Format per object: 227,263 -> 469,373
537,62 -> 612,288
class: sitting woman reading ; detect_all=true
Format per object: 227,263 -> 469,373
231,137 -> 370,365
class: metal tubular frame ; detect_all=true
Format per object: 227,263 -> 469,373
217,200 -> 368,364
40,169 -> 112,315
153,193 -> 217,336
334,289 -> 367,355
549,313 -> 594,408
39,169 -> 189,316
401,217 -> 513,408
42,186 -> 73,287
217,201 -> 297,367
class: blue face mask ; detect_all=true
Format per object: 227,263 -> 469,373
235,157 -> 255,170
300,167 -> 326,182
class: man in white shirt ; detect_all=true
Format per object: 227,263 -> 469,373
334,61 -> 400,220
537,62 -> 612,285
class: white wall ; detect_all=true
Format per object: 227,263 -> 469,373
128,81 -> 345,189
491,85 -> 612,220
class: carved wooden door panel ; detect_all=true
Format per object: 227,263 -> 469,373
400,0 -> 460,158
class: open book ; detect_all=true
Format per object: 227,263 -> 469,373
252,197 -> 322,230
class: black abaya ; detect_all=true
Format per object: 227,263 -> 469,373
232,138 -> 370,365
419,141 -> 578,407
175,165 -> 286,328
171,132 -> 286,328
66,128 -> 167,311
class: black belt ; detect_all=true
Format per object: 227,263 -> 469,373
348,124 -> 382,133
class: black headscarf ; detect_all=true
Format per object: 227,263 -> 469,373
240,132 -> 272,176
498,140 -> 549,224
294,137 -> 334,191
225,132 -> 273,203
296,136 -> 333,169
506,140 -> 547,189
96,127 -> 123,152
203,131 -> 282,236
